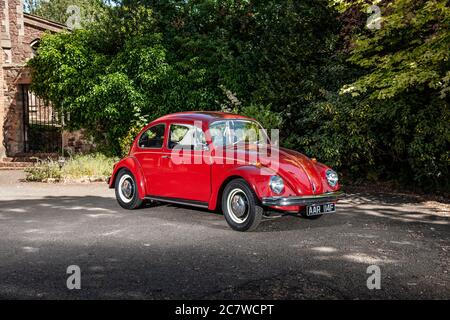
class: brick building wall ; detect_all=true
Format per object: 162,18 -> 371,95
0,0 -> 9,157
0,0 -> 92,157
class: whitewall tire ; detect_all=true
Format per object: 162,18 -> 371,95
115,169 -> 144,210
222,179 -> 263,232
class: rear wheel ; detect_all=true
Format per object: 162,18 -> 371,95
221,179 -> 263,232
115,169 -> 143,210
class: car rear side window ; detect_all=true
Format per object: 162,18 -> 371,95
138,124 -> 165,149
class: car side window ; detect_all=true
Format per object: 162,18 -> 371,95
168,124 -> 206,150
138,124 -> 165,149
209,121 -> 230,147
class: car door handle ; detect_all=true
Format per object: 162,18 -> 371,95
161,155 -> 171,159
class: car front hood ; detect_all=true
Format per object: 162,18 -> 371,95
230,144 -> 331,196
253,146 -> 326,195
277,148 -> 326,195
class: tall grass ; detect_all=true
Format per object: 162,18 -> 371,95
25,153 -> 117,182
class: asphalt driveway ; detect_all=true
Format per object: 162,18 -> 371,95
0,171 -> 449,299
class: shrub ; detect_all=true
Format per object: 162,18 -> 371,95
233,104 -> 283,132
119,121 -> 146,157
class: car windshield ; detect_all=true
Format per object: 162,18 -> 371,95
209,120 -> 269,148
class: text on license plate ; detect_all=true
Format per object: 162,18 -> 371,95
306,203 -> 336,216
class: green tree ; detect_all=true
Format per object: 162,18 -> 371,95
28,4 -> 168,155
30,0 -> 341,155
146,0 -> 342,135
341,0 -> 450,100
27,0 -> 449,190
336,0 -> 450,189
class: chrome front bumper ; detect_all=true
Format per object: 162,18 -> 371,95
262,191 -> 344,207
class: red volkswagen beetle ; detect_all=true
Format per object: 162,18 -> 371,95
108,112 -> 343,231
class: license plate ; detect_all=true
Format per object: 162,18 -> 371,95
306,203 -> 336,216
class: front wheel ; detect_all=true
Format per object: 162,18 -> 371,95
222,179 -> 263,232
115,169 -> 144,210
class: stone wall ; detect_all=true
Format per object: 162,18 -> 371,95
0,50 -> 5,158
0,0 -> 9,158
1,0 -> 29,157
63,130 -> 96,155
2,65 -> 25,155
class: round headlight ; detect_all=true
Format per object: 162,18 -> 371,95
326,169 -> 338,187
269,176 -> 284,194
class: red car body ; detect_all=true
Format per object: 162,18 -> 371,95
109,112 -> 343,231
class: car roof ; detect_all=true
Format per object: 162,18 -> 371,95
155,111 -> 253,124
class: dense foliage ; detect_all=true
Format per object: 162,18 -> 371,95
337,0 -> 450,189
28,0 -> 449,191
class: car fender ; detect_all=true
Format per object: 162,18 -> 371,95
109,156 -> 147,200
208,165 -> 296,211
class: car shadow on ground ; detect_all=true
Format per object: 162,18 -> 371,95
0,194 -> 449,232
0,194 -> 449,299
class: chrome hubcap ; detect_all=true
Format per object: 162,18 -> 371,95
227,189 -> 249,223
118,174 -> 134,203
121,179 -> 133,199
231,194 -> 246,217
